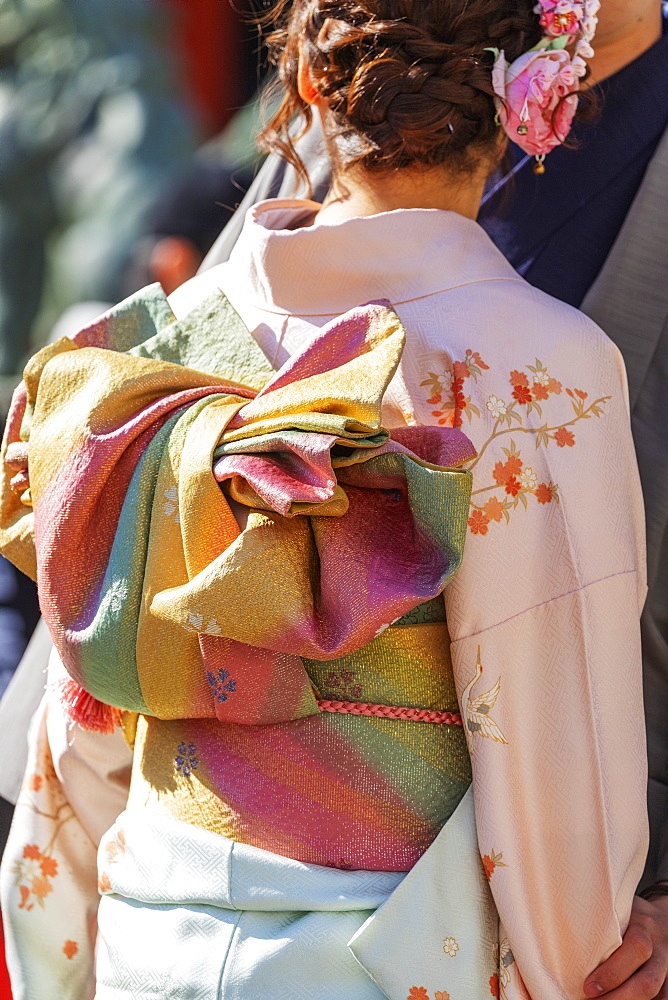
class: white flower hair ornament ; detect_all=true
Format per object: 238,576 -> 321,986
488,0 -> 600,173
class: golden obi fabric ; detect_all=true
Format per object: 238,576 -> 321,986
126,601 -> 472,872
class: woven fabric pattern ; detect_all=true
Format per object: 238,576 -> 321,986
0,286 -> 474,728
127,620 -> 472,870
316,701 -> 463,724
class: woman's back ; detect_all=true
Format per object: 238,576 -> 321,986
169,196 -> 648,996
0,1 -> 648,997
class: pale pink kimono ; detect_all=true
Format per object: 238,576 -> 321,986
1,200 -> 648,1000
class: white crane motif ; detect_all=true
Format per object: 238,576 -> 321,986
462,646 -> 508,744
499,939 -> 515,999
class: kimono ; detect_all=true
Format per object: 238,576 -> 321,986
0,199 -> 648,1000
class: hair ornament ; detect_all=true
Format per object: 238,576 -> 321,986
488,0 -> 599,172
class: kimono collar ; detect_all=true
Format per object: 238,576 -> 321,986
227,199 -> 521,318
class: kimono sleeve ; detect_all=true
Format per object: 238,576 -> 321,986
444,334 -> 648,999
1,654 -> 131,1000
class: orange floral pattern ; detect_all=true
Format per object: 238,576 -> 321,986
11,762 -> 74,913
13,844 -> 59,911
422,353 -> 610,535
422,350 -> 489,429
98,872 -> 112,894
63,940 -> 78,960
102,828 -> 126,864
482,849 -> 508,881
98,827 -> 127,893
407,991 -> 451,1000
468,510 -> 490,536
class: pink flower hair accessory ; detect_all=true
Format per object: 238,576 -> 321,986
488,0 -> 599,172
538,0 -> 584,37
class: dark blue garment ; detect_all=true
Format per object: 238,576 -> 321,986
0,412 -> 40,696
479,11 -> 668,307
0,555 -> 39,697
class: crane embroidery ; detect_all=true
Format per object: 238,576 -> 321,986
462,647 -> 508,744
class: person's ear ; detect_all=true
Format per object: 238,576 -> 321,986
297,49 -> 320,105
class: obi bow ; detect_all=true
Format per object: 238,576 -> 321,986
0,286 -> 474,728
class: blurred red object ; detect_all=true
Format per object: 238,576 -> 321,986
0,917 -> 12,1000
162,0 -> 245,135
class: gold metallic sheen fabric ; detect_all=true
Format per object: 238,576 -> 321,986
128,617 -> 471,871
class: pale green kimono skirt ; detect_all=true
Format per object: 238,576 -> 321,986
95,811 -> 401,1000
94,790 -> 498,1000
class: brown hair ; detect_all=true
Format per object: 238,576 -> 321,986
258,0 -> 543,186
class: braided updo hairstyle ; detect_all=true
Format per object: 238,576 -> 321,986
258,0 -> 542,183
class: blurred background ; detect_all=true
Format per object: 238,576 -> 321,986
0,0 -> 273,700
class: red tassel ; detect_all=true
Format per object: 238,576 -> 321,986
56,677 -> 123,734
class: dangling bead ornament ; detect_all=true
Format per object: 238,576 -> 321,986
488,0 -> 599,173
516,96 -> 531,137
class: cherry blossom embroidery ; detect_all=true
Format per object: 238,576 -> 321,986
63,940 -> 79,960
98,828 -> 127,893
188,613 -> 224,636
421,350 -> 490,429
12,753 -> 75,912
407,990 -> 430,1000
489,973 -> 500,997
423,354 -> 610,536
98,872 -> 112,893
442,937 -> 460,957
175,742 -> 199,776
463,648 -> 508,745
206,668 -> 237,703
324,670 -> 363,700
13,845 -> 59,911
435,993 -> 451,1000
553,426 -> 575,447
482,850 -> 508,881
103,828 -> 126,864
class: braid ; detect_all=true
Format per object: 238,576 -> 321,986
258,0 -> 542,181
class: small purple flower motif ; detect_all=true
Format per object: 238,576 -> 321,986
325,670 -> 363,700
206,668 -> 237,704
175,742 -> 198,777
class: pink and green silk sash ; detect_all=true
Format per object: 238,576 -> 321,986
0,285 -> 474,727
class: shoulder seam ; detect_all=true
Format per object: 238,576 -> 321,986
450,569 -> 639,643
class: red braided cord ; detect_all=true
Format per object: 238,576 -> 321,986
316,699 -> 463,726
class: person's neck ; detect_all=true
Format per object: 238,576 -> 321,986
316,162 -> 487,225
585,3 -> 663,86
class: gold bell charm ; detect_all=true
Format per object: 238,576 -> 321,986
533,154 -> 546,175
517,122 -> 529,136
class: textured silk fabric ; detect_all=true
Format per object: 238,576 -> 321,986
171,200 -> 648,1000
0,200 -> 650,1000
127,618 -> 472,871
0,672 -> 131,1000
94,809 -> 402,1000
92,791 -> 499,1000
0,290 -> 473,727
